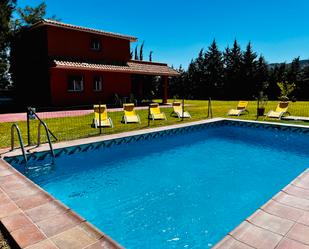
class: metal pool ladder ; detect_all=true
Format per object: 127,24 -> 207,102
11,123 -> 28,163
37,121 -> 55,159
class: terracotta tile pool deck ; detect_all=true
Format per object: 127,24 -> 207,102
0,158 -> 123,249
1,118 -> 309,248
214,168 -> 309,249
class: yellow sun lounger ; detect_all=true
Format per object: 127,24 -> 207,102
227,101 -> 249,116
265,102 -> 290,119
93,104 -> 113,128
122,103 -> 141,124
172,102 -> 191,118
149,103 -> 167,120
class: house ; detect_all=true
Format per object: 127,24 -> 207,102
11,19 -> 179,107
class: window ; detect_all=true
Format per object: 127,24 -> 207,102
68,75 -> 84,92
93,76 -> 102,92
91,38 -> 101,51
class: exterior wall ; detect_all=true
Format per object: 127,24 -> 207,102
49,68 -> 132,106
11,23 -> 172,107
47,26 -> 131,63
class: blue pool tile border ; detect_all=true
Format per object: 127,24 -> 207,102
225,119 -> 309,133
5,119 -> 309,165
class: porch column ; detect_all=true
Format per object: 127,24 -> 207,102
162,76 -> 168,104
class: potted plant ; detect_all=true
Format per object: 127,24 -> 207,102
277,81 -> 296,102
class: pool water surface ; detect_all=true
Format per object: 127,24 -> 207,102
10,124 -> 309,248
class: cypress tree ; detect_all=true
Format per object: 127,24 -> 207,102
134,45 -> 139,60
139,41 -> 144,61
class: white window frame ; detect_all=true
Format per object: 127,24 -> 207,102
91,39 -> 101,51
93,76 -> 102,92
68,76 -> 84,92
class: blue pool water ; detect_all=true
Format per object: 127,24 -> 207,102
10,124 -> 309,248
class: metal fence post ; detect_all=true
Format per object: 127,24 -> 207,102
207,97 -> 213,118
148,105 -> 150,127
26,107 -> 31,145
182,98 -> 184,122
99,102 -> 102,135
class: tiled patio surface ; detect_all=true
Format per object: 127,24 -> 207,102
0,159 -> 122,249
214,168 -> 309,249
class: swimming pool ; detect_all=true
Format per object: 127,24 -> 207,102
7,121 -> 309,248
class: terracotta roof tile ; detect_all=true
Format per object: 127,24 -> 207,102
32,19 -> 137,42
52,60 -> 180,76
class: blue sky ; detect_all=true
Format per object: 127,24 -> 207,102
20,0 -> 309,68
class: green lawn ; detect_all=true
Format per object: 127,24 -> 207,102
1,100 -> 309,149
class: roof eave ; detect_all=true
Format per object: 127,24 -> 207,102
31,19 -> 138,42
51,64 -> 180,77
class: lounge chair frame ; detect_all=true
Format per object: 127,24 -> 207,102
122,114 -> 141,124
227,101 -> 249,117
122,103 -> 141,124
149,112 -> 167,121
92,104 -> 114,128
171,102 -> 191,119
93,117 -> 114,128
264,102 -> 290,120
149,103 -> 167,121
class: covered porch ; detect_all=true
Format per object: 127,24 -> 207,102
52,59 -> 180,105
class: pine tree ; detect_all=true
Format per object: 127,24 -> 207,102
285,57 -> 301,100
189,49 -> 207,99
268,63 -> 287,99
186,58 -> 200,99
0,0 -> 16,89
255,55 -> 269,94
204,39 -> 224,98
14,2 -> 59,29
223,40 -> 243,99
241,42 -> 257,98
287,57 -> 301,83
169,65 -> 186,99
298,65 -> 309,100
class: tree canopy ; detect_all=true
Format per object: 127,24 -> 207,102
170,39 -> 308,100
0,1 -> 58,89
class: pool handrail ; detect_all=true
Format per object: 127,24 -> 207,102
11,123 -> 28,163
